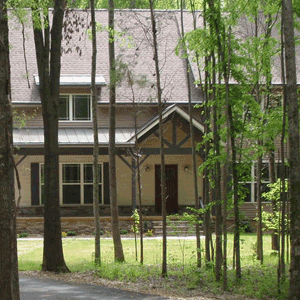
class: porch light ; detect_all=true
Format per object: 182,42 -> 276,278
145,165 -> 151,172
184,165 -> 189,172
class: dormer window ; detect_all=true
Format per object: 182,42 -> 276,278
59,95 -> 91,121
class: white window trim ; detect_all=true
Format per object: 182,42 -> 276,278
59,94 -> 92,122
40,163 -> 103,205
239,161 -> 283,203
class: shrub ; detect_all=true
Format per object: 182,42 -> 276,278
18,232 -> 29,238
120,229 -> 128,235
93,230 -> 104,236
145,229 -> 153,237
61,231 -> 67,238
66,231 -> 78,236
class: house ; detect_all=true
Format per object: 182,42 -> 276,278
12,9 -> 206,232
11,9 -> 280,233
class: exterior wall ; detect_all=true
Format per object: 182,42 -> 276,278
137,154 -> 203,207
15,154 -> 132,208
14,105 -> 158,129
15,153 -> 203,212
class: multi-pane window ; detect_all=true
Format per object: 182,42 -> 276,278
40,163 -> 103,205
59,95 -> 91,121
238,163 -> 271,202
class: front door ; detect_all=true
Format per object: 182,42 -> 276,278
155,164 -> 178,215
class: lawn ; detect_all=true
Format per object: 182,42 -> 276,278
18,234 -> 289,299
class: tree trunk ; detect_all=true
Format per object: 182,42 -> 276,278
180,0 -> 201,269
279,15 -> 287,283
0,2 -> 20,297
222,165 -> 228,290
108,0 -> 125,262
32,0 -> 69,272
91,0 -> 101,264
269,150 -> 279,251
256,153 -> 263,263
282,1 -> 300,299
149,0 -> 167,277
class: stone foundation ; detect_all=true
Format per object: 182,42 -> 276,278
16,216 -> 160,236
17,205 -> 157,217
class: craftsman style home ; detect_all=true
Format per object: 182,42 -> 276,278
11,9 -> 281,224
12,9 -> 206,218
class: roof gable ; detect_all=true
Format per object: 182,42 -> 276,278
129,104 -> 204,143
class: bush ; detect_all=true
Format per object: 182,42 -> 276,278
145,229 -> 153,237
240,219 -> 254,233
66,231 -> 78,236
18,232 -> 29,238
93,230 -> 104,236
61,231 -> 67,238
120,229 -> 128,235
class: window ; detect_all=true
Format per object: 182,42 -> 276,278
40,163 -> 103,205
238,162 -> 271,202
59,95 -> 91,121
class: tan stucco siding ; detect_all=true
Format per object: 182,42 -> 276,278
15,155 -> 44,207
15,154 -> 132,207
138,155 -> 203,206
16,153 -> 203,208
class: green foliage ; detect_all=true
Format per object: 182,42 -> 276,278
131,209 -> 139,234
120,229 -> 128,235
145,229 -> 153,236
18,234 -> 289,298
13,109 -> 37,129
255,179 -> 290,232
262,179 -> 289,203
18,232 -> 29,238
92,230 -> 104,235
70,0 -> 204,9
66,230 -> 78,236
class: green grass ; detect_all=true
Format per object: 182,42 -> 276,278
18,234 -> 289,299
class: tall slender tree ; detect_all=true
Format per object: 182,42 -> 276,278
91,0 -> 101,264
149,0 -> 167,277
282,0 -> 300,298
179,0 -> 201,268
108,0 -> 125,262
32,0 -> 69,272
0,1 -> 20,298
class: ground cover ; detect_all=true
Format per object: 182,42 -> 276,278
18,234 -> 289,299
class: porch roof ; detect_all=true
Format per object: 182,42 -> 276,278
13,128 -> 135,147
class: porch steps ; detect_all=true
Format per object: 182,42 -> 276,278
152,220 -> 203,236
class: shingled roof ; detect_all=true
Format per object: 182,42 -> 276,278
9,9 -> 202,105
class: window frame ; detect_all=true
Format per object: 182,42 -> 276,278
39,163 -> 104,205
238,161 -> 285,203
238,161 -> 277,203
59,94 -> 92,122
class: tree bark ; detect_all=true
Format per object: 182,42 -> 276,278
91,0 -> 101,264
32,0 -> 69,272
0,2 -> 20,298
108,0 -> 125,262
180,0 -> 201,269
256,153 -> 263,263
282,1 -> 300,299
149,0 -> 167,277
269,150 -> 279,251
